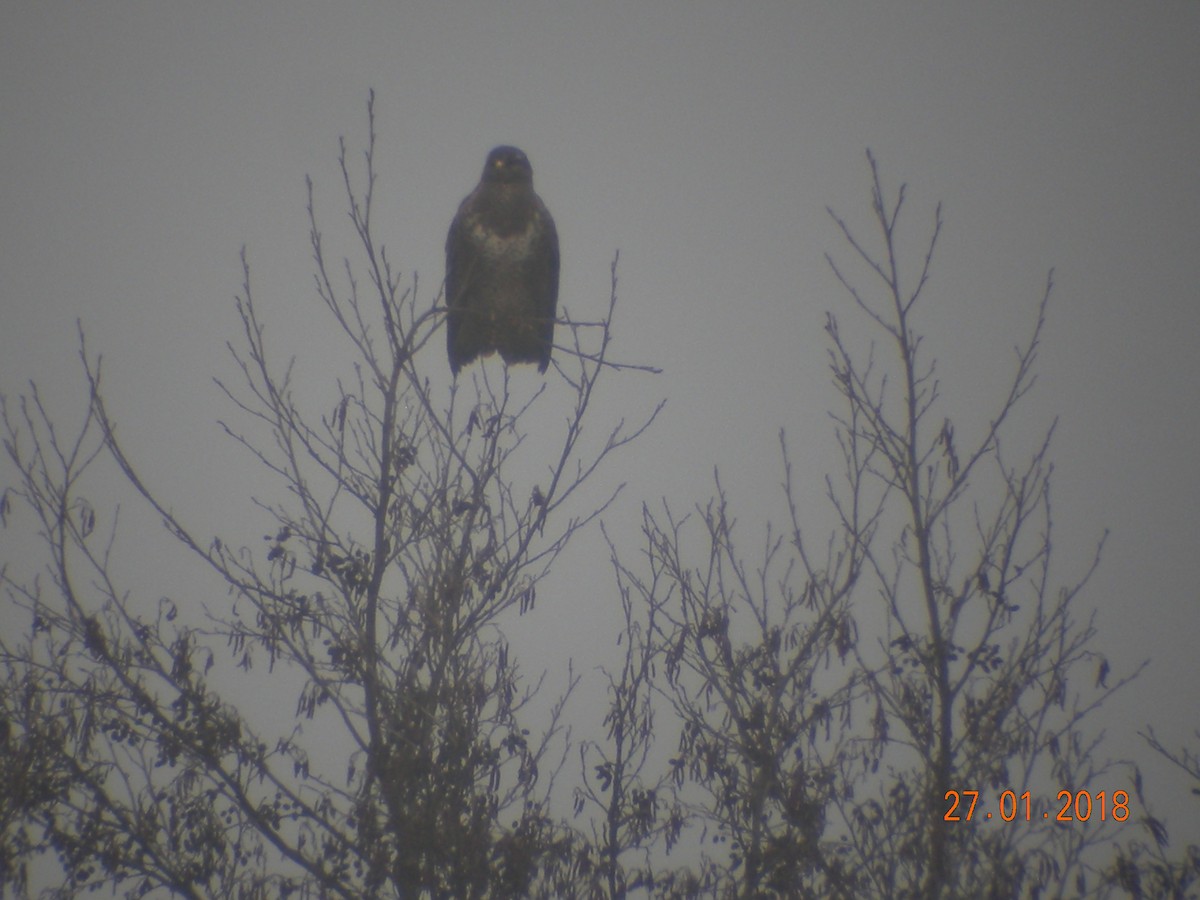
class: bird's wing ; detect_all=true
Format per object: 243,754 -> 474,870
445,199 -> 472,313
538,204 -> 560,371
445,196 -> 476,371
538,201 -> 560,324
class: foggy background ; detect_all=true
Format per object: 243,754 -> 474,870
2,0 -> 1197,860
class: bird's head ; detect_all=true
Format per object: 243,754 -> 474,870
481,146 -> 534,185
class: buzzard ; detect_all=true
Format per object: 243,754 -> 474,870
446,146 -> 560,375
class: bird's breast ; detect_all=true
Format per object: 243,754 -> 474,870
469,217 -> 540,263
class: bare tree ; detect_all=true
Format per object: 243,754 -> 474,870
5,118 -> 1187,900
1104,730 -> 1200,898
0,94 -> 658,898
566,520 -> 689,898
604,153 -> 1144,899
630,470 -> 864,898
805,152 -> 1151,898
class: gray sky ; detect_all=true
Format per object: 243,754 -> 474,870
2,0 -> 1198,851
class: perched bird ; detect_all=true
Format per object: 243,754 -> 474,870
445,146 -> 559,375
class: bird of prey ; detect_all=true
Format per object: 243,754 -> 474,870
445,146 -> 559,375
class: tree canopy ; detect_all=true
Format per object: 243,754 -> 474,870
2,99 -> 1195,899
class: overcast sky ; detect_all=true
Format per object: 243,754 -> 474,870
2,0 -> 1198,852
